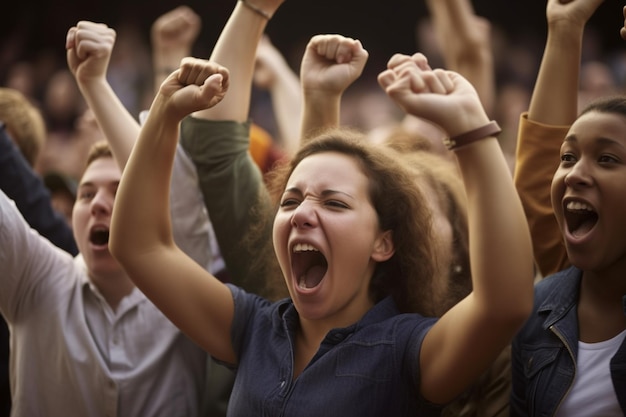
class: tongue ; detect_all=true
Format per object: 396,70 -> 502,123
301,265 -> 326,289
572,218 -> 595,238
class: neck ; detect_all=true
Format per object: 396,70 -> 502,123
89,271 -> 135,311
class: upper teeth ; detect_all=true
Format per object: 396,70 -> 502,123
566,201 -> 594,212
293,243 -> 318,253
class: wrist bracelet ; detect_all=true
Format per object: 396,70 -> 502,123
443,120 -> 502,150
240,0 -> 272,20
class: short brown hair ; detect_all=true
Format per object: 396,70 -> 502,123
85,140 -> 113,168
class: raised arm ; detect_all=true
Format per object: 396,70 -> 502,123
176,0 -> 285,295
110,59 -> 235,361
253,35 -> 302,155
425,0 -> 495,115
513,0 -> 604,277
66,21 -> 139,169
299,34 -> 369,140
379,53 -> 533,404
150,6 -> 201,95
193,0 -> 284,122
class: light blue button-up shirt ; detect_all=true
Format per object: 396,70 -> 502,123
0,191 -> 207,417
0,143 -> 216,417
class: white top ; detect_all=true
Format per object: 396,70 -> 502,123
555,329 -> 626,417
0,148 -> 213,417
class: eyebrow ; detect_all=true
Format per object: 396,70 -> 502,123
284,187 -> 355,200
564,135 -> 625,148
77,180 -> 120,189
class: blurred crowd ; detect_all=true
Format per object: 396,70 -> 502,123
0,9 -> 624,205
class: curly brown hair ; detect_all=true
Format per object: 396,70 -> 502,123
260,127 -> 437,315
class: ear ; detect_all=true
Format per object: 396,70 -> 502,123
372,230 -> 395,262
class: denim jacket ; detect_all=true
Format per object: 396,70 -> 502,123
511,266 -> 626,416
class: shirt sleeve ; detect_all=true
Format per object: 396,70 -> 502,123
0,189 -> 75,322
179,117 -> 274,296
513,113 -> 570,277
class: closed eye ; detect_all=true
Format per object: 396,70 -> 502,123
325,200 -> 349,209
280,198 -> 300,208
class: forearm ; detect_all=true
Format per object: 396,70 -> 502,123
77,78 -> 140,169
528,20 -> 584,124
112,97 -> 179,258
269,67 -> 302,155
194,2 -> 268,121
456,139 -> 533,318
300,90 -> 341,141
426,0 -> 495,114
153,51 -> 187,96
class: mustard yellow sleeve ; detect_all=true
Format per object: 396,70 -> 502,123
513,113 -> 570,277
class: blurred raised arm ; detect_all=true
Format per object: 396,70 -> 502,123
253,35 -> 302,155
425,0 -> 495,115
151,6 -> 201,95
66,21 -> 139,168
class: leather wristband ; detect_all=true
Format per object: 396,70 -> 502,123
443,120 -> 502,150
240,0 -> 272,20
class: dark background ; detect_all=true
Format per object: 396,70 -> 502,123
1,0 -> 622,73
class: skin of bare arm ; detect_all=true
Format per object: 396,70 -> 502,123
151,6 -> 202,96
425,0 -> 496,115
529,0 -> 604,125
299,34 -> 369,140
66,21 -> 139,169
253,34 -> 302,155
378,53 -> 534,404
192,0 -> 285,123
109,59 -> 238,363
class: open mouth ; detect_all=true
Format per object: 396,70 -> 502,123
564,200 -> 598,238
90,227 -> 110,246
291,243 -> 328,290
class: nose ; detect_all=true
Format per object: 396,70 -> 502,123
563,158 -> 593,189
90,189 -> 113,216
290,199 -> 318,229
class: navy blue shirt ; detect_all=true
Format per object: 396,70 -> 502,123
224,285 -> 441,417
0,122 -> 77,255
